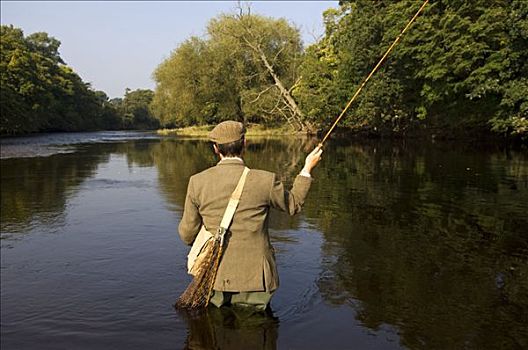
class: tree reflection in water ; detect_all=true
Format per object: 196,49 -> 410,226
306,138 -> 528,349
1,135 -> 526,349
0,149 -> 110,234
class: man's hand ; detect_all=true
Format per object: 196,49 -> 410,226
301,145 -> 323,176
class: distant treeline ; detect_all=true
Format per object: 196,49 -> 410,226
0,25 -> 159,135
2,0 -> 527,138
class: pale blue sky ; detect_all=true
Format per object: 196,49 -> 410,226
1,1 -> 337,98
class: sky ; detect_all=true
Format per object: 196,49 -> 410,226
1,1 -> 337,98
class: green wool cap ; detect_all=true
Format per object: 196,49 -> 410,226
208,121 -> 246,144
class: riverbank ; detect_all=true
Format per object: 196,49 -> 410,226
157,124 -> 528,144
157,124 -> 309,137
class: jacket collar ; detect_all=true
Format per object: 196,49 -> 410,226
216,158 -> 245,166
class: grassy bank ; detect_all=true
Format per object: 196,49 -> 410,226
157,124 -> 307,137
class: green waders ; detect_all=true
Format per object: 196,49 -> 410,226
209,290 -> 273,311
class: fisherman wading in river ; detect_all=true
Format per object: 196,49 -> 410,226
178,121 -> 322,310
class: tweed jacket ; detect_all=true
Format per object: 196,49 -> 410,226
178,158 -> 312,292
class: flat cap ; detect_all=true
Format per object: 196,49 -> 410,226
208,121 -> 246,144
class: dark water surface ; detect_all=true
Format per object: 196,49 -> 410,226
1,132 -> 527,349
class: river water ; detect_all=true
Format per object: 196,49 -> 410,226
1,131 -> 527,349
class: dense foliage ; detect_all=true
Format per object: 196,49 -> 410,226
0,25 -> 158,135
153,1 -> 527,138
151,10 -> 307,130
298,0 -> 528,137
3,0 -> 527,139
109,89 -> 159,130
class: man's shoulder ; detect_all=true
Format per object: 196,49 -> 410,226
191,166 -> 276,183
248,168 -> 275,180
189,166 -> 216,183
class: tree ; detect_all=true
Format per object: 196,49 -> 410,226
208,5 -> 307,130
151,8 -> 306,130
0,25 -> 155,135
296,0 -> 528,138
123,88 -> 158,129
1,25 -> 46,133
151,37 -> 216,127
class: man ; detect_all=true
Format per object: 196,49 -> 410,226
178,121 -> 322,310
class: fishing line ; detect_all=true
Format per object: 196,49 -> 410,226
319,0 -> 430,146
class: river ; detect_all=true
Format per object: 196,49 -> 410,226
1,131 -> 527,349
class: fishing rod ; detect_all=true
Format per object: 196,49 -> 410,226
319,0 -> 429,146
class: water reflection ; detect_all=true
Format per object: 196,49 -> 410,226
0,151 -> 110,233
0,142 -> 154,235
180,307 -> 278,350
1,135 -> 527,349
0,137 -> 313,234
306,139 -> 528,349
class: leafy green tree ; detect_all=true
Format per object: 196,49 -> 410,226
1,25 -> 46,133
207,6 -> 307,130
151,9 -> 305,129
0,25 -> 154,135
151,37 -> 214,127
123,88 -> 159,129
296,0 -> 528,138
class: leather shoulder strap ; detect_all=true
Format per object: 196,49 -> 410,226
219,167 -> 250,230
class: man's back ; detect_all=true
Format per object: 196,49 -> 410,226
177,120 -> 322,308
179,158 -> 312,292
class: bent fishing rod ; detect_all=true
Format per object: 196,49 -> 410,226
319,0 -> 429,146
